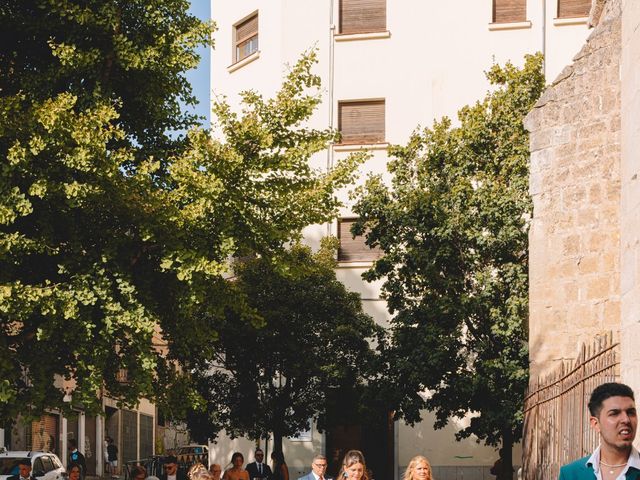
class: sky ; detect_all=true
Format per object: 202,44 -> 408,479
186,1 -> 211,129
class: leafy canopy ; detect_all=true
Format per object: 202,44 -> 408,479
352,54 -> 545,454
0,0 -> 361,423
185,240 -> 382,451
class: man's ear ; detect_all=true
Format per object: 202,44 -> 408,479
590,415 -> 601,433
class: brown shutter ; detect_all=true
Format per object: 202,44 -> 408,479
493,0 -> 526,23
558,0 -> 591,18
339,0 -> 386,34
236,14 -> 258,43
338,218 -> 382,262
339,100 -> 385,145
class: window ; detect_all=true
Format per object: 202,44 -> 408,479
234,12 -> 258,63
40,457 -> 54,473
32,459 -> 44,476
558,0 -> 591,18
493,0 -> 526,23
338,218 -> 382,262
339,0 -> 386,34
338,100 -> 385,145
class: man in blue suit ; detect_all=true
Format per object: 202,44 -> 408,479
559,382 -> 640,480
298,455 -> 331,480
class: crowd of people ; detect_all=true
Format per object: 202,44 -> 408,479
119,379 -> 640,480
149,447 -> 434,480
10,380 -> 634,480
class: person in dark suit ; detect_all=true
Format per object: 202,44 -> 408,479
559,382 -> 639,480
8,458 -> 34,480
160,455 -> 187,480
68,439 -> 87,480
246,449 -> 272,480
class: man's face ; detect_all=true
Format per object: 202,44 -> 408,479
255,451 -> 264,463
311,459 -> 328,477
590,395 -> 638,453
165,463 -> 177,476
19,465 -> 31,478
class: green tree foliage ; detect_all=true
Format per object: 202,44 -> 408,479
185,240 -> 382,453
0,0 -> 360,423
352,54 -> 545,476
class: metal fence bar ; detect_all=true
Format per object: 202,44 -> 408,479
522,332 -> 619,480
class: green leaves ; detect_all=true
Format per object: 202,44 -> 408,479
1,1 -> 359,425
185,242 -> 380,446
353,54 -> 544,450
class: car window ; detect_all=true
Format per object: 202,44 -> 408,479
52,456 -> 63,469
41,456 -> 54,472
194,447 -> 202,454
33,458 -> 45,475
0,459 -> 20,476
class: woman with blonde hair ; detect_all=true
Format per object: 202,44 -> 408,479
336,450 -> 369,480
188,463 -> 213,480
403,455 -> 433,480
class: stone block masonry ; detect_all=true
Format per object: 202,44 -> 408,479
525,0 -> 622,378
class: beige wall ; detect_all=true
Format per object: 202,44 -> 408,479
619,0 -> 640,392
525,0 -> 622,378
208,428 -> 323,476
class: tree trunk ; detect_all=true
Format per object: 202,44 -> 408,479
498,428 -> 514,480
273,428 -> 283,454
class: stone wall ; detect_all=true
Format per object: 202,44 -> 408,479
525,0 -> 622,378
620,0 -> 640,391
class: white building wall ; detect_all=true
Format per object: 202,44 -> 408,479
210,0 -> 591,474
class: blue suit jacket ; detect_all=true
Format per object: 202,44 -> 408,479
297,474 -> 332,480
559,456 -> 640,480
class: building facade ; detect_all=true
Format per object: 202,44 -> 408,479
210,1 -> 593,479
0,398 -> 156,477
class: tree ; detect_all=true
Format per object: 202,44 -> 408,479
352,54 -> 545,478
0,0 -> 361,423
185,240 -> 382,453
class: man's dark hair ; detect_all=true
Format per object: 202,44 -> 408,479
588,382 -> 635,416
165,455 -> 178,465
68,439 -> 77,449
18,459 -> 31,467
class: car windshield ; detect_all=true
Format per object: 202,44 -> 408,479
0,458 -> 20,476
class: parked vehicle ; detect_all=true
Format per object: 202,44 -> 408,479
0,450 -> 66,480
174,445 -> 208,464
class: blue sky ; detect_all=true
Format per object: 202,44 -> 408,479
186,1 -> 211,129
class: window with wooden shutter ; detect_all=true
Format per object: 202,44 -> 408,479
493,0 -> 527,23
558,0 -> 591,18
339,0 -> 386,35
338,100 -> 385,145
234,12 -> 258,63
338,218 -> 382,262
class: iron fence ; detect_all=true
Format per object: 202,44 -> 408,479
522,332 -> 619,480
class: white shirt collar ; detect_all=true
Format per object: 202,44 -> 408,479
587,445 -> 640,477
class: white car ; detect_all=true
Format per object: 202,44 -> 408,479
0,450 -> 66,480
174,445 -> 208,464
